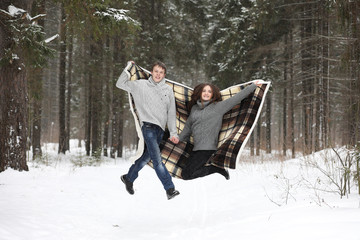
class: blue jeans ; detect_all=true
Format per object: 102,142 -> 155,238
127,122 -> 175,190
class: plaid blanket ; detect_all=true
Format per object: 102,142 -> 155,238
123,62 -> 271,179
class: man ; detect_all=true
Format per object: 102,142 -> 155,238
116,61 -> 180,200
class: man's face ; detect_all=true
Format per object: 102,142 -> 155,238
151,65 -> 166,83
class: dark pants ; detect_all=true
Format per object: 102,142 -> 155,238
181,150 -> 222,180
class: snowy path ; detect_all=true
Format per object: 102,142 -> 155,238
1,153 -> 360,240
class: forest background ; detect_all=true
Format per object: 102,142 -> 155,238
0,0 -> 359,172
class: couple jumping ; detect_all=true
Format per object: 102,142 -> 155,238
116,61 -> 260,200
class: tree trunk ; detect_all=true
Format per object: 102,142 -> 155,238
30,69 -> 43,159
30,0 -> 46,159
103,66 -> 110,157
85,72 -> 92,156
103,40 -> 109,157
283,33 -> 288,157
315,2 -> 321,152
266,92 -> 271,154
256,120 -> 261,156
58,5 -> 67,154
110,105 -> 118,159
0,65 -> 30,172
117,111 -> 124,158
77,39 -> 87,148
42,0 -> 60,143
301,2 -> 313,154
349,1 -> 360,145
90,42 -> 103,157
111,39 -> 126,158
289,28 -> 295,159
111,92 -> 124,158
65,26 -> 73,152
85,39 -> 92,156
321,0 -> 329,148
250,133 -> 254,156
0,0 -> 34,172
103,38 -> 114,157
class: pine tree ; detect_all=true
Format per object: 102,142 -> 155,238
0,0 -> 51,171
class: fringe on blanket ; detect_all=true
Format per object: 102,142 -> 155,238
122,61 -> 271,179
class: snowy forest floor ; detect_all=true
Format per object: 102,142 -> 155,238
1,140 -> 359,240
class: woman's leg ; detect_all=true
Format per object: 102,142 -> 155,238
182,150 -> 229,180
181,150 -> 215,180
192,165 -> 229,180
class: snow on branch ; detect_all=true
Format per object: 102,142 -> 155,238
45,34 -> 59,43
94,8 -> 139,25
0,9 -> 13,19
1,5 -> 46,23
29,14 -> 46,23
0,5 -> 27,20
8,5 -> 27,18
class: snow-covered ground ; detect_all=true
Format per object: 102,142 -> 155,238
1,140 -> 359,240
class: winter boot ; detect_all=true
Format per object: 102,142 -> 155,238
166,188 -> 180,200
121,174 -> 134,195
218,168 -> 230,180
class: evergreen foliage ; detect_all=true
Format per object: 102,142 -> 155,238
0,8 -> 53,68
1,0 -> 360,172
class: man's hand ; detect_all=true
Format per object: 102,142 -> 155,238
169,136 -> 179,144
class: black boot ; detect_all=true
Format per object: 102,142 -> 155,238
217,168 -> 230,180
166,188 -> 180,200
121,174 -> 134,195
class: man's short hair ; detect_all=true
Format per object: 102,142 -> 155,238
152,61 -> 167,74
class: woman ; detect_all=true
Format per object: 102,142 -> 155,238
178,81 -> 261,180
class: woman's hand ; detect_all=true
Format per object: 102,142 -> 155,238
253,80 -> 263,86
169,136 -> 179,144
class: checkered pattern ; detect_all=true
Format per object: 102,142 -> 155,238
124,62 -> 270,179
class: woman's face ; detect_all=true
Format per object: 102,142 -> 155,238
201,85 -> 213,101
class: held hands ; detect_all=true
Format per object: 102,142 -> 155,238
169,136 -> 179,144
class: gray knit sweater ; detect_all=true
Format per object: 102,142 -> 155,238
179,83 -> 257,151
116,70 -> 178,138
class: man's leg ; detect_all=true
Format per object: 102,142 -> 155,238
126,147 -> 150,183
142,124 -> 174,190
121,141 -> 151,195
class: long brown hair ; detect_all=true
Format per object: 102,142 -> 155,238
187,83 -> 222,111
